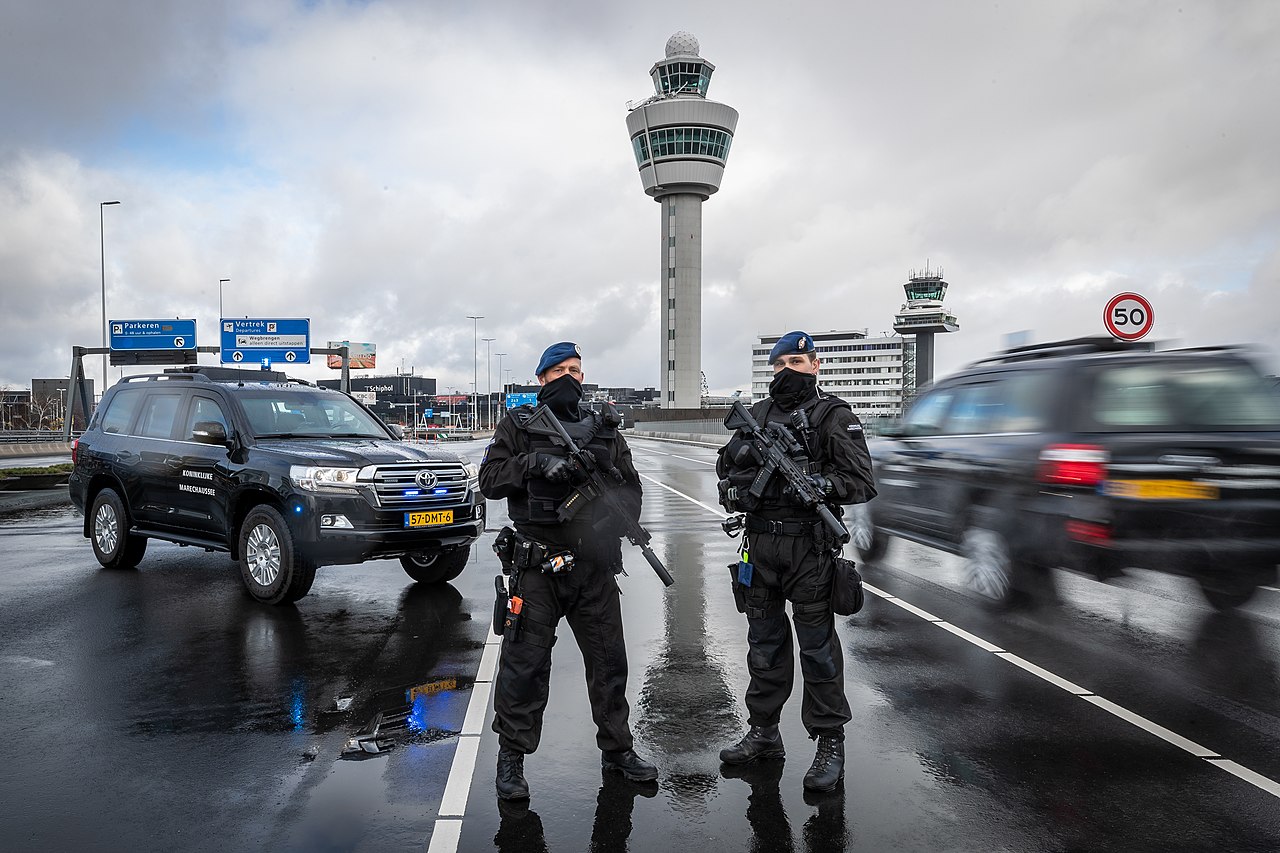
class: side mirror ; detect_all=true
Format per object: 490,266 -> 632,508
387,423 -> 405,440
192,420 -> 230,446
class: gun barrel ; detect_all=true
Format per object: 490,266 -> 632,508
643,546 -> 675,587
817,504 -> 850,543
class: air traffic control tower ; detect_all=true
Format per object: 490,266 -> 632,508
893,265 -> 959,389
626,32 -> 738,408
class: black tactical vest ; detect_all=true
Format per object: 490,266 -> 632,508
752,392 -> 849,508
510,404 -> 620,525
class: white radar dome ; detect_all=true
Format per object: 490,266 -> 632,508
665,31 -> 700,58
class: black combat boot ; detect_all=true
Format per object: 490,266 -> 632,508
719,725 -> 785,765
601,749 -> 659,782
496,748 -> 530,801
802,733 -> 844,792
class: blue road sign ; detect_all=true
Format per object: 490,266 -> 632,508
505,392 -> 539,409
220,318 -> 311,365
110,319 -> 197,351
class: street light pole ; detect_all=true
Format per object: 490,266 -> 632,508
482,337 -> 495,429
218,278 -> 230,321
100,200 -> 121,400
495,352 -> 507,416
466,315 -> 483,430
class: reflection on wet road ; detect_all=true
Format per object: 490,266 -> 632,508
1,437 -> 1278,851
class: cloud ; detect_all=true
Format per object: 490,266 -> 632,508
2,0 -> 1278,398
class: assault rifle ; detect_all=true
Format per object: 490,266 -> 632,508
722,399 -> 850,543
524,405 -> 675,587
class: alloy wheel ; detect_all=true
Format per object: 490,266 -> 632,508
246,523 -> 282,586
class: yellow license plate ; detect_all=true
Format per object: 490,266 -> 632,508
404,510 -> 454,527
1104,480 -> 1219,500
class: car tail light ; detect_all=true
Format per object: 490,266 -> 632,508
71,438 -> 78,464
1038,443 -> 1108,487
1065,520 -> 1112,544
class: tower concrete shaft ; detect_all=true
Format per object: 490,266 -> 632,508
627,32 -> 738,408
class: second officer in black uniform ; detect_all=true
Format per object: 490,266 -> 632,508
480,341 -> 658,801
716,330 -> 876,792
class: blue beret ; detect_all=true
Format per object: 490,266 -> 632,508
768,331 -> 816,363
535,341 -> 582,376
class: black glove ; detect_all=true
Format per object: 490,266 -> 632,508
808,474 -> 834,497
535,453 -> 580,483
727,438 -> 763,467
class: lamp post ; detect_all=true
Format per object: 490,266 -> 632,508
100,200 -> 121,400
482,337 -> 495,429
466,315 -> 483,430
495,352 -> 507,416
218,278 -> 230,321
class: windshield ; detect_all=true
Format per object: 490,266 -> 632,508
1086,360 -> 1280,432
238,388 -> 391,439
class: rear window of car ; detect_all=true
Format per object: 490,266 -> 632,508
99,388 -> 144,434
1087,360 -> 1280,431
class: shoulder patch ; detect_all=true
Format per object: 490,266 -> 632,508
846,423 -> 863,433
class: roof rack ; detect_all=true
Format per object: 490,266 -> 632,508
970,336 -> 1155,366
119,373 -> 215,384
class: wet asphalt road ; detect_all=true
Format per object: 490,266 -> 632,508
2,437 -> 1279,852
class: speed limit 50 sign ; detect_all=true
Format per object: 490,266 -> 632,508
1104,292 -> 1154,341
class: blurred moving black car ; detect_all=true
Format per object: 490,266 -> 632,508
69,371 -> 483,604
850,338 -> 1280,609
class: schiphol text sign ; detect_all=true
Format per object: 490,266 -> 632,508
110,319 -> 197,351
220,318 -> 311,365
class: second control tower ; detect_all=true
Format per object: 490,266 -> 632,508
626,32 -> 738,408
893,265 -> 959,390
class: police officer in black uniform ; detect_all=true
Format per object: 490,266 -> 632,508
480,341 -> 658,801
716,331 -> 876,792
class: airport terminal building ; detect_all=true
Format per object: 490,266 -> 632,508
751,330 -> 914,420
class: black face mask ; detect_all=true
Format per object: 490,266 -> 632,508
769,367 -> 817,410
537,373 -> 584,419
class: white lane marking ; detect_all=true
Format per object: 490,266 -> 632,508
882,596 -> 942,623
671,454 -> 715,466
1082,696 -> 1219,758
462,681 -> 494,736
477,642 -> 501,682
1205,760 -> 1280,798
642,485 -> 1280,801
1260,586 -> 1280,593
937,622 -> 1004,653
996,652 -> 1090,695
638,472 -> 731,518
427,819 -> 462,853
429,621 -> 505,847
438,734 -> 481,818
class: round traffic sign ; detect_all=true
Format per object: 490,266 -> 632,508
173,337 -> 185,348
232,351 -> 244,362
1104,292 -> 1154,341
285,351 -> 297,362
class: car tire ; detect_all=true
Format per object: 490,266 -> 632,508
238,505 -> 317,605
849,504 -> 890,562
400,546 -> 470,584
89,487 -> 148,570
960,523 -> 1021,608
1197,577 -> 1259,610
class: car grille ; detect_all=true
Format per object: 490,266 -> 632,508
371,463 -> 470,508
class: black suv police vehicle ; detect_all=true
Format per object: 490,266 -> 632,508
69,371 -> 484,604
850,338 -> 1280,609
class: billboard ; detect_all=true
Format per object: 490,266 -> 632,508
327,341 -> 376,369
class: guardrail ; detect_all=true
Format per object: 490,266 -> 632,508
0,430 -> 81,444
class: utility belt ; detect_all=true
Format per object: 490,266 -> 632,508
744,515 -> 827,538
491,526 -> 573,648
492,526 -> 576,575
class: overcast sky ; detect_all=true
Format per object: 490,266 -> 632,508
2,0 -> 1278,397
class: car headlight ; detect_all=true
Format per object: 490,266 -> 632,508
462,461 -> 480,484
291,465 -> 362,491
